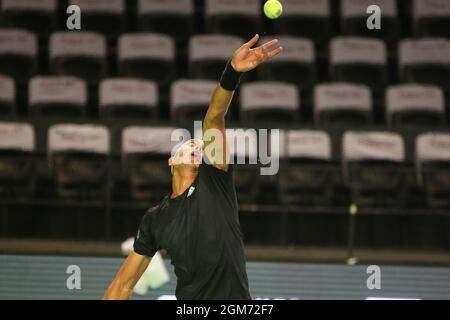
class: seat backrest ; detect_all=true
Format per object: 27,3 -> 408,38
415,132 -> 450,185
330,36 -> 387,66
399,38 -> 450,69
314,82 -> 372,123
0,121 -> 34,153
170,79 -> 216,119
99,78 -> 158,115
0,74 -> 15,107
188,34 -> 243,63
122,126 -> 177,158
0,28 -> 37,58
205,0 -> 260,17
29,76 -> 87,115
260,36 -> 315,65
240,81 -> 300,116
2,0 -> 57,14
69,0 -> 125,15
341,0 -> 397,19
280,130 -> 332,160
118,33 -> 175,63
138,0 -> 193,16
413,0 -> 450,23
386,84 -> 445,124
279,0 -> 330,18
49,31 -> 107,61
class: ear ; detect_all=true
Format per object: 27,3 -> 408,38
168,157 -> 174,166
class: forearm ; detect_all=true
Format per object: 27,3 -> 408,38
103,277 -> 134,300
204,85 -> 234,126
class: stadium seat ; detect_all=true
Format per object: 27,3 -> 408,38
49,32 -> 108,85
0,75 -> 15,116
330,37 -> 387,93
204,0 -> 261,39
398,38 -> 450,92
273,0 -> 331,47
226,128 -> 259,204
1,0 -> 58,36
0,122 -> 35,198
386,84 -> 445,126
416,132 -> 450,208
118,33 -> 176,87
342,131 -> 407,207
29,76 -> 87,119
0,29 -> 38,84
48,124 -> 110,200
137,0 -> 194,44
278,130 -> 335,205
188,34 -> 243,80
68,0 -> 126,39
240,81 -> 300,123
170,79 -> 216,122
121,126 -> 175,201
257,36 -> 316,90
314,83 -> 373,126
99,78 -> 158,120
340,0 -> 399,45
413,0 -> 450,38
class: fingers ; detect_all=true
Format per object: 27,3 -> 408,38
261,39 -> 279,50
266,46 -> 284,60
243,34 -> 260,48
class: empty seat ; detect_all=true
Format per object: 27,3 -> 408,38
341,0 -> 399,44
49,32 -> 108,85
48,124 -> 110,199
0,75 -> 15,116
330,37 -> 387,92
137,0 -> 194,43
279,130 -> 335,205
118,33 -> 176,87
100,78 -> 158,120
205,0 -> 261,39
273,0 -> 331,47
0,122 -> 35,198
29,76 -> 87,118
69,0 -> 126,38
342,131 -> 407,207
416,132 -> 450,208
314,83 -> 373,125
398,38 -> 450,92
226,128 -> 259,203
257,36 -> 316,90
170,79 -> 216,122
240,81 -> 300,123
1,0 -> 58,36
386,84 -> 445,126
188,34 -> 243,80
0,29 -> 38,84
122,126 -> 176,201
413,0 -> 450,38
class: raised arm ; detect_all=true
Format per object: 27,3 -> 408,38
203,34 -> 283,171
103,251 -> 151,300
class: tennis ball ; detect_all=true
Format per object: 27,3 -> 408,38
264,0 -> 283,20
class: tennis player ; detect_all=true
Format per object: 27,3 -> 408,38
103,35 -> 283,300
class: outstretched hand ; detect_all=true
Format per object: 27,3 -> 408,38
231,34 -> 283,73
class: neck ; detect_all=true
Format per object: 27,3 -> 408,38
171,167 -> 198,198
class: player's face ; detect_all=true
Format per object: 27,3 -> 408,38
170,139 -> 204,169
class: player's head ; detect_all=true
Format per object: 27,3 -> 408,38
168,138 -> 204,173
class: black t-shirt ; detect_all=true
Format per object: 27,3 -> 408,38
133,161 -> 251,300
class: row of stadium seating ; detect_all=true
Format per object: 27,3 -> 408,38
1,0 -> 449,42
0,121 -> 449,208
1,30 -> 449,91
1,75 -> 449,126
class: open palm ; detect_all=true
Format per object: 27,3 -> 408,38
231,34 -> 283,73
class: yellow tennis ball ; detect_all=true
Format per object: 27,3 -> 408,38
264,0 -> 283,19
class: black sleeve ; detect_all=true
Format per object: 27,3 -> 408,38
133,208 -> 159,257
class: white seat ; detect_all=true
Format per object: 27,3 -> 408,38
0,29 -> 38,83
48,124 -> 110,155
99,78 -> 159,118
170,79 -> 216,120
122,126 -> 177,156
138,0 -> 193,15
0,75 -> 15,113
314,83 -> 372,124
279,130 -> 332,160
386,84 -> 445,125
205,0 -> 260,17
341,0 -> 396,18
413,0 -> 450,37
29,76 -> 87,117
416,132 -> 450,164
0,122 -> 35,152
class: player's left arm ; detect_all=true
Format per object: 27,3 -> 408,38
203,34 -> 283,172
